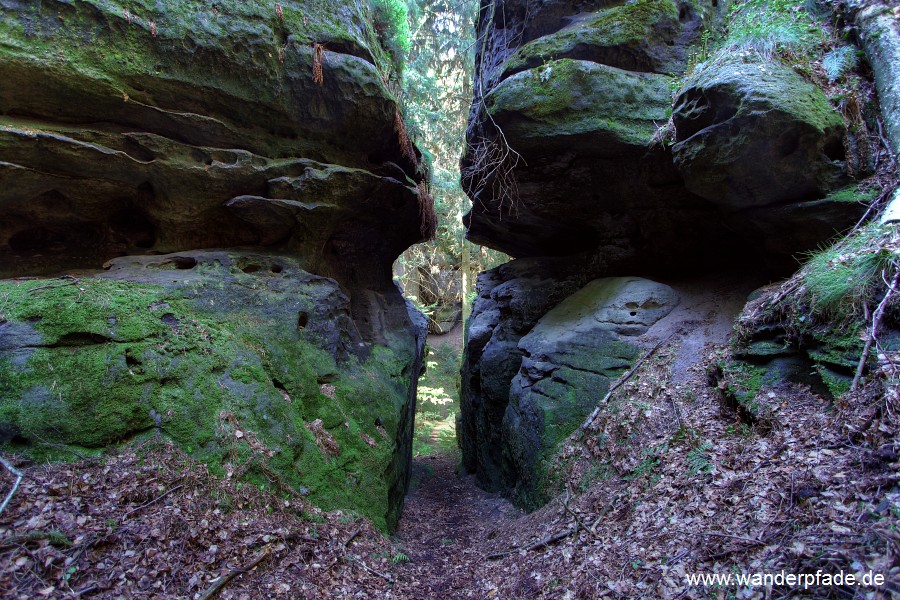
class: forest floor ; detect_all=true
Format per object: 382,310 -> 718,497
1,301 -> 899,598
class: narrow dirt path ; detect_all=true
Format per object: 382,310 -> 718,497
388,453 -> 520,598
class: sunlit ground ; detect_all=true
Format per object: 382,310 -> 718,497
414,342 -> 460,456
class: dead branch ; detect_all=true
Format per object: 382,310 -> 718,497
199,544 -> 272,600
561,488 -> 589,534
342,522 -> 363,549
580,335 -> 673,432
486,524 -> 578,560
0,456 -> 24,516
700,525 -> 790,561
347,553 -> 394,582
852,267 -> 900,392
23,275 -> 80,295
123,483 -> 184,519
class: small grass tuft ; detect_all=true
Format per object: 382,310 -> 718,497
802,223 -> 898,321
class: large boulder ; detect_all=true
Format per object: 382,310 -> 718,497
503,277 -> 678,507
0,0 -> 428,316
0,252 -> 422,530
457,261 -> 681,503
501,0 -> 698,78
672,55 -> 846,209
462,0 -> 863,273
0,1 -> 428,530
459,258 -> 588,490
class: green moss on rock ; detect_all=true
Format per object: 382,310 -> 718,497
488,58 -> 672,151
504,0 -> 682,76
0,253 -> 419,531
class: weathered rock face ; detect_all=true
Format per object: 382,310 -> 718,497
462,0 -> 861,272
504,277 -> 678,507
0,252 -> 421,530
0,1 -> 426,314
460,0 -> 871,507
459,258 -> 588,491
0,1 -> 428,529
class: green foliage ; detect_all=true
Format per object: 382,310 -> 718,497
392,551 -> 410,564
822,45 -> 859,82
686,441 -> 714,475
394,0 -> 507,326
413,342 -> 461,456
372,0 -> 412,69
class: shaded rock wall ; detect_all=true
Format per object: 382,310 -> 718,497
462,0 -> 861,273
0,1 -> 428,529
459,0 -> 874,506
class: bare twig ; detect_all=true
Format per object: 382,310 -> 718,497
348,554 -> 394,582
700,525 -> 789,561
580,335 -> 673,432
749,443 -> 790,476
342,522 -> 363,549
198,544 -> 271,600
123,483 -> 184,519
0,456 -> 24,516
486,524 -> 578,560
23,275 -> 80,295
852,267 -> 900,392
561,488 -> 588,533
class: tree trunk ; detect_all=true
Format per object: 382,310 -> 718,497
842,0 -> 900,158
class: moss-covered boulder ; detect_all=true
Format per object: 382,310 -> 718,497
503,277 -> 678,507
502,0 -> 690,78
488,59 -> 673,153
0,252 -> 422,531
672,55 -> 845,209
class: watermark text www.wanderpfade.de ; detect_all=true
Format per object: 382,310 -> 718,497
686,569 -> 886,590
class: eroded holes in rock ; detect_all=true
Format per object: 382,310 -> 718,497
678,5 -> 688,21
271,263 -> 283,274
136,181 -> 156,203
160,313 -> 179,327
241,264 -> 261,274
824,137 -> 845,161
125,350 -> 141,366
190,148 -> 213,166
110,206 -> 157,249
297,311 -> 309,329
122,138 -> 156,162
167,256 -> 198,270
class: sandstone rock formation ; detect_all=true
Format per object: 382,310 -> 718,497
504,277 -> 678,506
459,0 -> 873,506
0,1 -> 429,529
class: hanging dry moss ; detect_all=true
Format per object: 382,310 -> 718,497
313,43 -> 325,86
417,181 -> 437,241
394,108 -> 417,165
